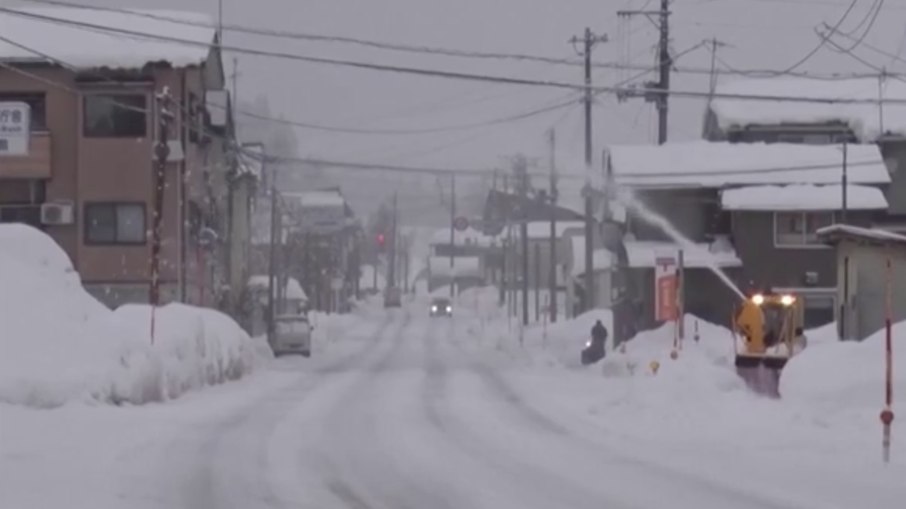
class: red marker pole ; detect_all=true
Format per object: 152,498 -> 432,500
880,254 -> 895,463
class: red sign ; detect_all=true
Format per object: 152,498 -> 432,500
654,255 -> 677,322
657,274 -> 678,321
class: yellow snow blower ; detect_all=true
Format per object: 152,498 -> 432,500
731,292 -> 807,397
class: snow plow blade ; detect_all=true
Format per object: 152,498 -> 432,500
735,355 -> 787,398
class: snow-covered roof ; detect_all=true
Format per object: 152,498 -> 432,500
428,256 -> 481,278
721,184 -> 888,211
710,76 -> 906,142
608,141 -> 890,188
0,8 -> 216,69
526,221 -> 586,239
623,238 -> 742,269
430,227 -> 496,247
817,224 -> 906,246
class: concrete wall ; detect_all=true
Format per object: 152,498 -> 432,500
836,242 -> 906,341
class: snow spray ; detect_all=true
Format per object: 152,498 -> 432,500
618,193 -> 745,300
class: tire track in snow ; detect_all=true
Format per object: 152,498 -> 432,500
444,322 -> 811,509
133,313 -> 399,509
421,321 -> 636,509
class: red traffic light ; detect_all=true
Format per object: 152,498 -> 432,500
376,233 -> 385,246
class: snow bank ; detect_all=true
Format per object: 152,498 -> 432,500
112,304 -> 262,402
0,225 -> 266,408
782,321 -> 905,409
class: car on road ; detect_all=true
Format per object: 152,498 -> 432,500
271,314 -> 312,357
384,287 -> 402,308
429,297 -> 453,317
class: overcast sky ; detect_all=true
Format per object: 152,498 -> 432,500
11,0 -> 906,220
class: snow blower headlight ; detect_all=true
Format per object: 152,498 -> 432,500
431,305 -> 438,312
751,294 -> 765,305
781,295 -> 795,306
446,305 -> 452,313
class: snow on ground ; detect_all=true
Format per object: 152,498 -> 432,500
0,225 -> 266,408
454,304 -> 906,473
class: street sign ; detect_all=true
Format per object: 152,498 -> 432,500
453,216 -> 469,232
654,256 -> 677,322
0,102 -> 30,156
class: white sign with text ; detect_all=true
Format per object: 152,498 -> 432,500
0,102 -> 30,156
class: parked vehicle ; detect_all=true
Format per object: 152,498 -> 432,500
429,297 -> 453,317
271,314 -> 312,357
384,287 -> 402,308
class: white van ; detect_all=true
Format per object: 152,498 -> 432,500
271,314 -> 312,357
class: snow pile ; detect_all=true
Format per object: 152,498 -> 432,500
112,304 -> 263,402
0,225 -> 265,408
782,321 -> 905,410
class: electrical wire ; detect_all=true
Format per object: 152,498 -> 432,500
831,0 -> 884,53
752,0 -> 859,76
12,0 -> 637,72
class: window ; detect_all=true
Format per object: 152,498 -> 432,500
83,94 -> 147,137
84,203 -> 146,244
0,92 -> 47,131
774,211 -> 834,247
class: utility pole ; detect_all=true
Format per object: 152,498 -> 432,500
570,27 -> 607,312
842,140 -> 849,224
449,174 -> 456,298
266,168 -> 279,344
617,1 -> 671,144
548,128 -> 558,323
500,174 -> 509,308
149,87 -> 173,345
515,155 -> 530,327
388,192 -> 398,290
534,242 -> 541,322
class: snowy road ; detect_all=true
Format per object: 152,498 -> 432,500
3,308 -> 903,508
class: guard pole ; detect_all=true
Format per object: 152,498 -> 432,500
881,253 -> 895,463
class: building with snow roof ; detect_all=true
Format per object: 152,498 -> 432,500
817,224 -> 906,341
606,140 -> 895,329
703,76 -> 906,218
0,8 -> 243,311
281,187 -> 360,313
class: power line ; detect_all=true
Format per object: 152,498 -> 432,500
761,0 -> 859,76
223,93 -> 582,135
11,0 -> 655,71
7,7 -> 906,109
832,0 -> 884,53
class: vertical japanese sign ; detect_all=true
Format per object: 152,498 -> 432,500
655,256 -> 677,322
0,102 -> 30,156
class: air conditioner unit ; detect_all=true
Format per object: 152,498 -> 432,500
40,202 -> 74,225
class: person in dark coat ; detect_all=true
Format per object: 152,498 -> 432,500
582,319 -> 608,365
591,320 -> 608,342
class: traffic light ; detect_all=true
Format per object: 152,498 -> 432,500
376,233 -> 386,250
